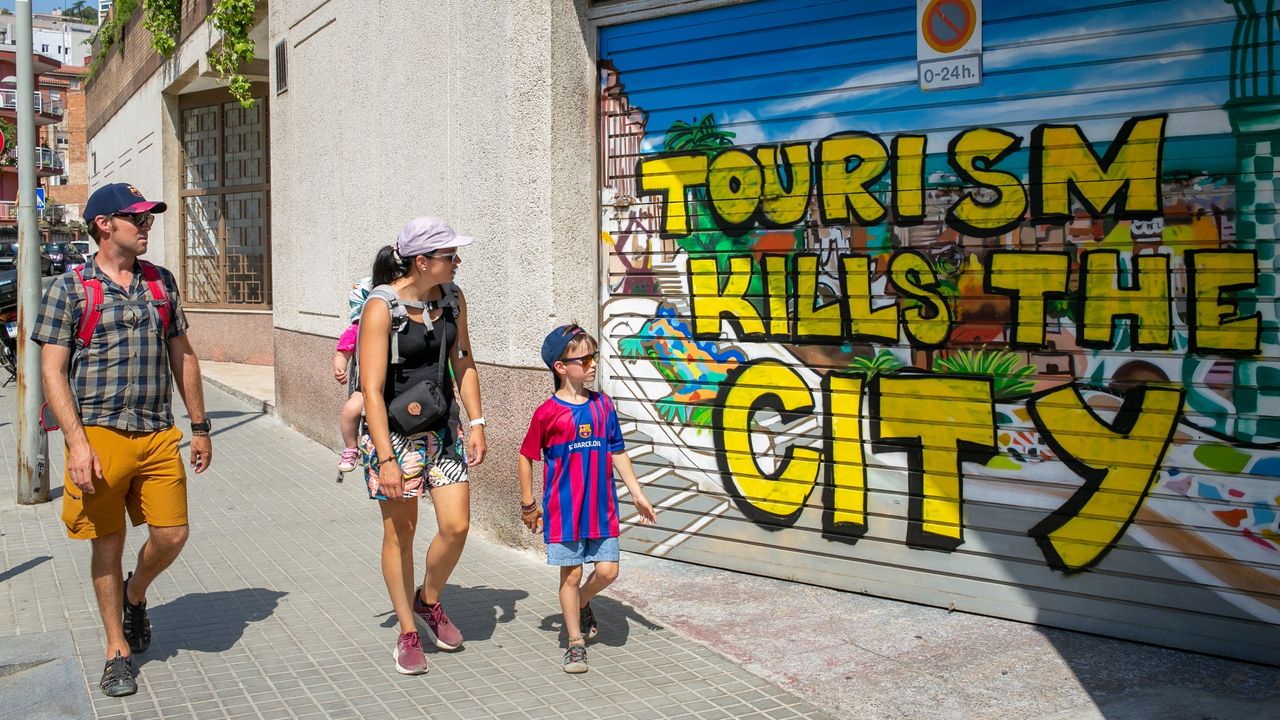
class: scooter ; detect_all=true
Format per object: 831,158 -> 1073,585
1,305 -> 16,387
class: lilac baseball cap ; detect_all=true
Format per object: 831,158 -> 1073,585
395,217 -> 474,257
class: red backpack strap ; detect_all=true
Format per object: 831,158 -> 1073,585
138,260 -> 171,338
74,268 -> 104,348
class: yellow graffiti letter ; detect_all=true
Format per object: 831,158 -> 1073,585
689,256 -> 765,338
708,149 -> 763,227
716,360 -> 821,523
985,251 -> 1070,347
1187,250 -> 1261,354
795,254 -> 843,339
1028,384 -> 1185,572
872,376 -> 997,550
763,254 -> 790,338
1034,115 -> 1166,220
841,256 -> 899,342
637,153 -> 709,237
817,132 -> 889,225
888,251 -> 952,347
892,135 -> 927,222
1079,251 -> 1171,349
946,127 -> 1027,237
758,143 -> 813,226
823,373 -> 867,540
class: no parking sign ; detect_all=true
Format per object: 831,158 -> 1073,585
917,0 -> 982,91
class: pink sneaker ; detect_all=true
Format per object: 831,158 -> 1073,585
393,631 -> 428,675
413,589 -> 464,651
338,448 -> 358,473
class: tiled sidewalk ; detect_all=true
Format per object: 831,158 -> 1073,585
0,382 -> 829,720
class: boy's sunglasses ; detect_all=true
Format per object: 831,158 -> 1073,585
112,212 -> 154,227
562,351 -> 598,369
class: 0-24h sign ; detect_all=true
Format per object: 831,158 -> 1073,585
917,0 -> 982,91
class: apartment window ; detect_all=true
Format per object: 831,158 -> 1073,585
179,92 -> 272,308
41,44 -> 48,52
274,40 -> 287,94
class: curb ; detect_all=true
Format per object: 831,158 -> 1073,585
200,373 -> 277,418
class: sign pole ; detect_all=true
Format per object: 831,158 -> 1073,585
16,0 -> 50,505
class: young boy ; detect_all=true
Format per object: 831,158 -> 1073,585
519,324 -> 657,673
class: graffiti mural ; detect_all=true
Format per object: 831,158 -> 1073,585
598,0 -> 1280,662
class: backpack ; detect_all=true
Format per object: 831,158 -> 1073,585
74,260 -> 172,348
351,281 -> 459,393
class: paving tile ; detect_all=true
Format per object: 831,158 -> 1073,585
0,384 -> 825,720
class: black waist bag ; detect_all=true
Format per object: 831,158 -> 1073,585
387,321 -> 449,436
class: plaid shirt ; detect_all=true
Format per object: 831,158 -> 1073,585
31,259 -> 189,432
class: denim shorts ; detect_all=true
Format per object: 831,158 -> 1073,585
546,536 -> 620,566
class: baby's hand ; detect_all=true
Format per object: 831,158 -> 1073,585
634,493 -> 658,525
334,367 -> 348,384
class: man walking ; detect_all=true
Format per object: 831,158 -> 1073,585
32,183 -> 212,697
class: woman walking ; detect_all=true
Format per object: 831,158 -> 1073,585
358,217 -> 487,675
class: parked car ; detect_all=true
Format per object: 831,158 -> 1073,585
0,267 -> 15,311
0,242 -> 53,276
42,242 -> 84,274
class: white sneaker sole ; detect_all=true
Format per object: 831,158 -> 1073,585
392,647 -> 428,675
337,463 -> 356,473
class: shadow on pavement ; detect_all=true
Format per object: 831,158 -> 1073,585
0,555 -> 52,584
137,588 -> 287,667
379,583 -> 530,646
538,594 -> 663,648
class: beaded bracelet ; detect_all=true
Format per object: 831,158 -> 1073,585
520,501 -> 538,514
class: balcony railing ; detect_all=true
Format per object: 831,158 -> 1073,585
0,89 -> 65,118
0,201 -> 15,221
2,147 -> 64,173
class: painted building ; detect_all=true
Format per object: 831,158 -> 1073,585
86,0 -> 1279,664
0,49 -> 65,224
39,63 -> 91,223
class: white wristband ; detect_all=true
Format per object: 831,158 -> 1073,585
469,417 -> 487,427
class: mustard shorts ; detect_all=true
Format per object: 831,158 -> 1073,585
61,425 -> 189,539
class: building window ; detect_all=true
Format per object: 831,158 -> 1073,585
179,94 -> 272,308
275,40 -> 287,94
41,44 -> 48,52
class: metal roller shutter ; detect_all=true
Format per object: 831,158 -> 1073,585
597,0 -> 1280,664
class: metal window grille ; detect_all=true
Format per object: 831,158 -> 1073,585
179,93 -> 272,309
275,40 -> 287,94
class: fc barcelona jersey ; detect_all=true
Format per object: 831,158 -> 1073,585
519,392 -> 626,543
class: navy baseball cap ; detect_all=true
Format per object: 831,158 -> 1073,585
83,183 -> 167,223
541,324 -> 585,387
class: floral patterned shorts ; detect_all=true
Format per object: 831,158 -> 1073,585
359,424 -> 468,501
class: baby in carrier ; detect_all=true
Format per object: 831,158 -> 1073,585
334,277 -> 371,474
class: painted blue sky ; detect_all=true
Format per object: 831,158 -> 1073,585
601,0 -> 1240,175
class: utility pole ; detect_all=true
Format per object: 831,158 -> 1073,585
16,0 -> 50,505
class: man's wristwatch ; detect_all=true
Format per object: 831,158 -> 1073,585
191,419 -> 212,433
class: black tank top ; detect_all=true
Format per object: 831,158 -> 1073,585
384,310 -> 457,430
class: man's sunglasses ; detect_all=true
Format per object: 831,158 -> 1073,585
112,212 -> 154,227
561,351 -> 599,369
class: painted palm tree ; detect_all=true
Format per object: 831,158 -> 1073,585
661,113 -> 736,153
